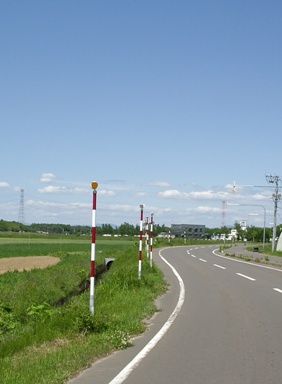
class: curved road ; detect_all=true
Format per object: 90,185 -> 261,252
69,245 -> 282,384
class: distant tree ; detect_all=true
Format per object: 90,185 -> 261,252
101,224 -> 114,235
233,221 -> 245,240
117,222 -> 135,236
0,219 -> 9,231
153,224 -> 169,236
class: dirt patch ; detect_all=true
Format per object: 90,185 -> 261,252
0,256 -> 60,274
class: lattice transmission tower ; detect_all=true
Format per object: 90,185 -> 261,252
221,200 -> 227,228
18,188 -> 25,224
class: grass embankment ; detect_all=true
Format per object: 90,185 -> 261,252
0,236 -> 167,384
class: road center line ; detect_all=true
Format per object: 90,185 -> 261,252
190,254 -> 196,258
236,273 -> 256,281
199,258 -> 207,263
273,288 -> 282,294
213,264 -> 226,270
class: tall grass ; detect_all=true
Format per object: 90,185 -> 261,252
0,237 -> 167,383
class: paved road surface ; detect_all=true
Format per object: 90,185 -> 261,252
69,245 -> 282,383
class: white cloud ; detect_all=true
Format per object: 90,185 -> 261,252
135,192 -> 147,197
159,189 -> 229,200
28,198 -> 86,207
194,206 -> 222,213
37,185 -> 89,194
40,173 -> 56,183
155,207 -> 172,215
251,193 -> 269,201
72,187 -> 89,194
102,204 -> 138,212
38,186 -> 67,193
148,181 -> 170,187
70,202 -> 89,208
159,189 -> 185,198
99,189 -> 116,196
0,182 -> 9,188
189,190 -> 228,199
101,180 -> 130,191
27,199 -> 65,208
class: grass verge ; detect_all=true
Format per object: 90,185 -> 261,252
0,238 -> 167,383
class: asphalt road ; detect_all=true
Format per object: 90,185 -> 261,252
69,245 -> 282,384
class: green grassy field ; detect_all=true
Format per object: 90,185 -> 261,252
0,235 -> 167,384
1,234 -> 278,383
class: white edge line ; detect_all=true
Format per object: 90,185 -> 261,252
212,248 -> 282,273
109,247 -> 185,384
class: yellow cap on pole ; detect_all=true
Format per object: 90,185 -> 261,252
91,181 -> 98,190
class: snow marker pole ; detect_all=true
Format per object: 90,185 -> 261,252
90,181 -> 98,315
149,213 -> 154,268
138,204 -> 144,279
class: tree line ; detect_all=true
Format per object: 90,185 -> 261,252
205,223 -> 274,243
0,219 -> 169,237
0,218 -> 275,243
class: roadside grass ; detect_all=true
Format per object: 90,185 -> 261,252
248,243 -> 282,258
220,242 -> 282,263
0,237 -> 167,384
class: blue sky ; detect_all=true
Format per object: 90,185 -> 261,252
1,1 -> 282,229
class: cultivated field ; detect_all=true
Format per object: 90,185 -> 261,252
0,256 -> 60,274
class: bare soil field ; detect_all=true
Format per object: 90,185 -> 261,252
0,256 -> 60,274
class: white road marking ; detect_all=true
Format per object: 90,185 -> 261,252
109,248 -> 185,384
190,254 -> 196,258
273,288 -> 282,294
236,273 -> 256,281
213,248 -> 282,273
213,264 -> 226,270
199,258 -> 207,263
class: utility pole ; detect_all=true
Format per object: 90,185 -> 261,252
266,174 -> 281,252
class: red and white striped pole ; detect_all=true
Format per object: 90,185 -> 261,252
145,217 -> 149,258
138,204 -> 144,279
149,213 -> 154,268
90,181 -> 98,315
